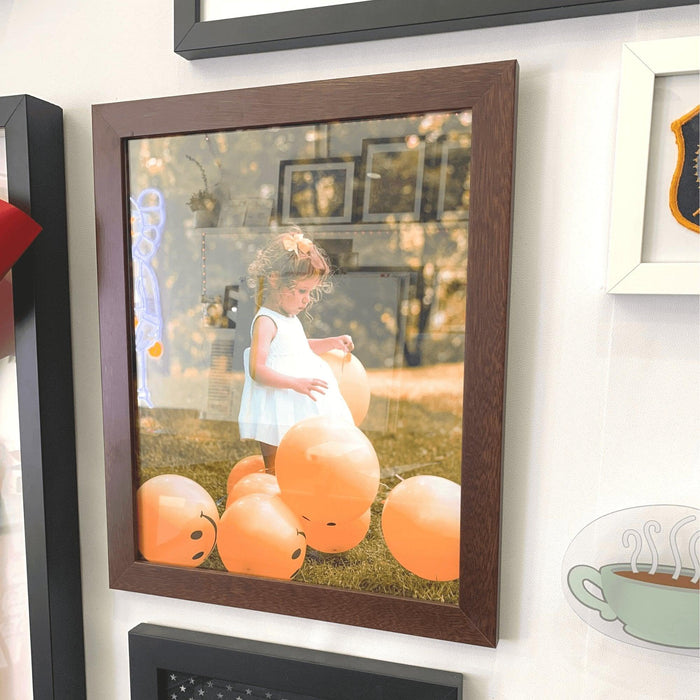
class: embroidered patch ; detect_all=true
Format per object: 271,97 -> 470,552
669,105 -> 700,233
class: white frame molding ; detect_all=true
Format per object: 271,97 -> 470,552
607,36 -> 699,295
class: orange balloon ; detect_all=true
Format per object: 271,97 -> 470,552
381,475 -> 460,581
320,350 -> 370,426
217,493 -> 306,579
225,472 -> 280,509
305,508 -> 371,553
137,474 -> 219,567
276,416 -> 380,524
148,341 -> 163,357
226,454 -> 266,493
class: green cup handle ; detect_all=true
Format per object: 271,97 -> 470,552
567,565 -> 617,621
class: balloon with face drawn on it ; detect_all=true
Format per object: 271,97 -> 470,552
217,493 -> 306,580
137,474 -> 219,567
305,508 -> 371,553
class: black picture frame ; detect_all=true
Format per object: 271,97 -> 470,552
278,157 -> 357,225
174,0 -> 695,60
129,623 -> 463,700
1,95 -> 85,698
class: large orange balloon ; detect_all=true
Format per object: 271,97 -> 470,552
137,474 -> 219,567
320,350 -> 370,426
226,454 -> 266,493
305,508 -> 371,553
225,472 -> 280,509
217,493 -> 306,579
276,416 -> 380,524
381,475 -> 460,581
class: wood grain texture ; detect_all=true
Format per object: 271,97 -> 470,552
93,61 -> 518,646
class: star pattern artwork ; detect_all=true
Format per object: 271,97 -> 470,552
160,670 -> 326,700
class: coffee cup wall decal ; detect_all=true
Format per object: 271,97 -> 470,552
562,505 -> 699,656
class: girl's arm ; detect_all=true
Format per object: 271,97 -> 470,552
249,316 -> 328,400
308,334 -> 354,355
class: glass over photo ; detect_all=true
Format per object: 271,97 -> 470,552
127,110 -> 472,605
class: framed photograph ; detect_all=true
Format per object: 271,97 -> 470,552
607,36 -> 700,294
92,61 -> 517,646
358,137 -> 425,223
129,623 -> 463,699
436,138 -> 471,221
278,157 -> 356,224
174,0 -> 697,60
1,95 -> 85,697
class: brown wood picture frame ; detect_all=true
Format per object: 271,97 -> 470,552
92,61 -> 517,647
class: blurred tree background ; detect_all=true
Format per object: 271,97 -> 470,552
128,111 -> 471,402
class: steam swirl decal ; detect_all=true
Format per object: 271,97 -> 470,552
563,505 -> 699,655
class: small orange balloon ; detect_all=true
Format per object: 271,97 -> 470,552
225,472 -> 280,509
137,474 -> 219,567
320,350 -> 371,426
217,493 -> 306,580
276,416 -> 380,524
305,508 -> 371,553
148,341 -> 163,357
226,454 -> 266,493
381,475 -> 460,581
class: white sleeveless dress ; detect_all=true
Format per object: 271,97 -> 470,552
238,307 -> 353,445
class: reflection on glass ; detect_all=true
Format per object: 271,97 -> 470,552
128,111 -> 471,604
0,128 -> 33,698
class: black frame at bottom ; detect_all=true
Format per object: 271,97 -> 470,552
129,623 -> 462,700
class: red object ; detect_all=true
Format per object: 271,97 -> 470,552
0,198 -> 42,279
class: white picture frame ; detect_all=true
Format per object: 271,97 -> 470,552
606,36 -> 700,295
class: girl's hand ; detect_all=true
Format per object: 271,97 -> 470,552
308,334 -> 354,355
291,377 -> 328,400
330,335 -> 354,352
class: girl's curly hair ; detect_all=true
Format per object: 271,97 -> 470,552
247,227 -> 333,309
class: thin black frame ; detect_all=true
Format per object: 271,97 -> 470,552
174,0 -> 695,59
129,623 -> 463,700
0,95 -> 86,699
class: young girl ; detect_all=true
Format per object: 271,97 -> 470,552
238,229 -> 354,472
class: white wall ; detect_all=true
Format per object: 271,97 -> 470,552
1,3 -> 699,698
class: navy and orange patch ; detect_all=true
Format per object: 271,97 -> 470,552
669,105 -> 699,234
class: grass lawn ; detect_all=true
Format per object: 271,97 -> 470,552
137,363 -> 463,605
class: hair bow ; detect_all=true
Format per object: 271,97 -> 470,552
282,232 -> 313,256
